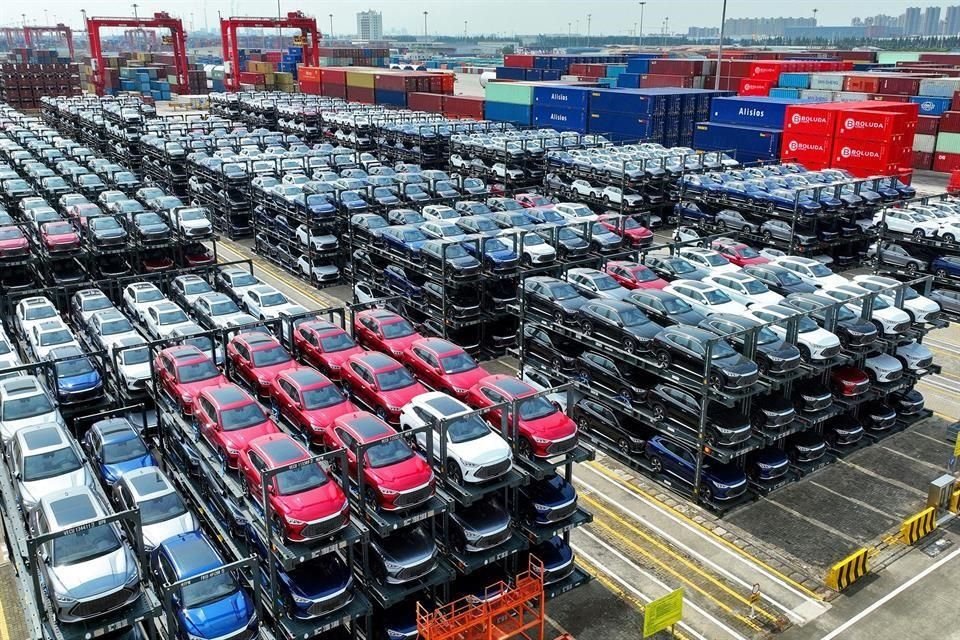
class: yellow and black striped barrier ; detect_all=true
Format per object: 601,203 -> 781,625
825,548 -> 869,592
900,507 -> 937,544
950,489 -> 960,515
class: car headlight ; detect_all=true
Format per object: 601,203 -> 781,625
532,502 -> 551,512
460,459 -> 479,468
257,377 -> 271,386
379,486 -> 399,495
290,592 -> 315,605
532,436 -> 552,444
180,393 -> 193,404
54,590 -> 77,605
285,516 -> 305,526
225,445 -> 240,455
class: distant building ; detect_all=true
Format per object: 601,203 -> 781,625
923,6 -> 942,34
687,26 -> 720,38
723,16 -> 816,38
356,10 -> 383,41
903,7 -> 923,35
946,6 -> 960,35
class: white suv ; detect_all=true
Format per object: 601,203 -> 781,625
0,376 -> 66,445
852,275 -> 941,324
819,284 -> 912,337
747,304 -> 841,362
773,256 -> 847,289
400,392 -> 512,485
10,423 -> 93,512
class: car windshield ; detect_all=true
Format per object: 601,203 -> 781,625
23,446 -> 81,481
702,253 -> 728,267
52,522 -> 121,566
55,357 -> 95,377
184,281 -> 212,296
0,340 -> 10,355
738,246 -> 761,259
101,318 -> 133,334
182,573 -> 237,608
796,316 -> 819,333
120,346 -> 150,365
221,403 -> 267,430
402,229 -> 427,242
276,462 -> 329,495
25,306 -> 57,320
2,394 -> 53,420
757,327 -> 780,345
376,367 -> 415,391
45,222 -> 75,235
82,297 -> 112,312
777,270 -> 802,286
381,320 -> 415,339
159,309 -> 188,325
103,435 -> 147,463
40,329 -> 73,345
742,279 -> 768,295
178,360 -> 220,383
441,244 -> 469,259
93,217 -> 121,230
302,384 -> 345,409
229,273 -> 259,287
441,352 -> 477,374
252,346 -> 291,367
208,299 -> 239,315
179,210 -> 207,221
518,396 -> 557,421
307,194 -> 331,206
319,332 -> 356,352
808,263 -> 833,277
259,292 -> 287,307
709,340 -> 738,359
619,308 -> 651,326
448,415 -> 491,444
140,492 -> 188,525
592,275 -> 621,291
366,437 -> 414,468
135,289 -> 164,303
484,238 -> 510,252
0,227 -> 22,240
548,283 -> 581,301
703,289 -> 731,304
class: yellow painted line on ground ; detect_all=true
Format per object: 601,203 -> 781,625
586,460 -> 824,601
217,239 -> 340,308
580,492 -> 769,632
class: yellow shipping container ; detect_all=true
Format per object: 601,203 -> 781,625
262,72 -> 275,85
346,70 -> 376,88
274,72 -> 294,85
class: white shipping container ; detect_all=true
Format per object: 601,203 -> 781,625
913,133 -> 936,153
833,91 -> 870,102
918,78 -> 960,97
809,73 -> 846,91
799,89 -> 834,100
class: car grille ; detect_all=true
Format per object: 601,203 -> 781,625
847,380 -> 871,395
871,415 -> 897,429
493,259 -> 520,271
727,371 -> 758,388
475,458 -> 512,480
543,560 -> 576,585
98,235 -> 125,246
546,434 -> 578,456
914,357 -> 933,370
769,355 -> 801,373
305,588 -> 353,618
763,409 -> 795,427
726,482 -> 749,498
543,499 -> 578,523
820,345 -> 841,359
472,526 -> 512,551
316,271 -> 340,282
70,587 -> 136,619
393,483 -> 434,509
392,555 -> 437,582
318,241 -> 338,251
893,321 -> 911,334
803,395 -> 833,412
796,446 -> 825,462
61,386 -> 103,404
300,511 -> 349,540
846,331 -> 876,347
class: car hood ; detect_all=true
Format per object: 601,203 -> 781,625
95,227 -> 127,238
279,482 -> 347,520
380,382 -> 428,410
104,453 -> 156,484
181,589 -> 252,638
47,545 -> 136,599
522,411 -> 577,441
59,370 -> 102,391
367,456 -> 433,492
375,531 -> 437,564
533,537 -> 573,567
285,557 -> 353,597
557,297 -> 588,313
754,448 -> 789,467
450,431 -> 512,463
137,223 -> 169,233
704,464 -> 746,485
221,421 -> 280,451
21,468 -> 91,510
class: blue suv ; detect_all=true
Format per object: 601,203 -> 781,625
645,436 -> 748,502
151,532 -> 257,640
83,418 -> 157,487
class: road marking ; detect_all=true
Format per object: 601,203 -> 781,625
545,614 -> 573,638
762,500 -> 861,544
878,445 -> 949,473
582,461 -> 824,601
912,430 -> 954,448
576,530 -> 749,640
577,476 -> 810,623
808,481 -> 904,519
818,546 -> 960,640
920,375 -> 960,394
578,492 -> 771,630
839,460 -> 926,497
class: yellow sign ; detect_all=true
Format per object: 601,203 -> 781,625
643,588 -> 683,638
161,35 -> 174,45
954,432 -> 960,458
292,35 -> 306,46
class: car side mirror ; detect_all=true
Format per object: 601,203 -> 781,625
267,484 -> 276,495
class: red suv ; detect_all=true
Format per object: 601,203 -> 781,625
269,366 -> 357,445
292,320 -> 365,379
227,332 -> 294,398
195,383 -> 280,469
597,213 -> 653,247
324,411 -> 435,512
155,345 -> 228,415
0,226 -> 30,259
831,366 -> 871,397
401,337 -> 490,400
604,261 -> 668,290
465,374 -> 578,460
238,433 -> 350,541
40,220 -> 81,253
353,309 -> 423,357
340,352 -> 426,423
515,193 -> 555,209
712,241 -> 769,267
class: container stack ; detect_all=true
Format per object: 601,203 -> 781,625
405,93 -> 486,119
692,96 -> 816,164
732,60 -> 851,97
315,46 -> 389,67
498,53 -> 629,82
77,52 -> 209,97
485,81 -> 536,125
5,48 -> 69,64
615,53 -> 667,88
636,58 -> 716,89
0,61 -> 80,109
297,66 -> 454,107
780,101 -> 919,177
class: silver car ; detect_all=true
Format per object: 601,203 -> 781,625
0,376 -> 66,445
112,467 -> 198,551
10,423 -> 94,512
715,209 -> 758,233
32,487 -> 141,622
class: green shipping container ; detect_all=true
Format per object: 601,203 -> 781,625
485,81 -> 535,106
877,51 -> 922,65
936,132 -> 960,154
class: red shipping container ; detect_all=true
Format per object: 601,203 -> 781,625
444,96 -> 485,120
912,151 -> 934,169
748,61 -> 788,81
878,76 -> 922,95
862,101 -> 920,133
833,139 -> 897,169
918,115 -> 941,135
843,75 -> 882,93
739,78 -> 774,96
919,53 -> 960,64
780,133 -> 833,169
238,72 -> 264,85
717,60 -> 754,78
320,68 -> 346,85
870,94 -> 910,102
374,72 -> 418,92
933,152 -> 960,172
428,72 -> 455,95
941,111 -> 960,133
322,83 -> 347,99
408,92 -> 444,112
298,80 -> 321,95
953,91 -> 960,111
784,105 -> 838,136
347,86 -> 375,104
298,66 -> 322,83
639,74 -> 697,88
648,59 -> 709,77
835,110 -> 902,141
504,54 -> 535,68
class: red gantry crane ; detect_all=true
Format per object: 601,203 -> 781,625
23,24 -> 75,59
220,11 -> 320,91
86,11 -> 188,95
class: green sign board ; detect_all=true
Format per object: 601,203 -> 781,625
643,588 -> 683,637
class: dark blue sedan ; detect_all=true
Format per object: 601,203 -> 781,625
519,473 -> 577,524
380,225 -> 430,259
463,236 -> 520,271
645,435 -> 748,502
83,418 -> 157,487
933,255 -> 960,279
747,446 -> 790,482
48,345 -> 104,405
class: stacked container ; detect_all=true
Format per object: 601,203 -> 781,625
297,66 -> 455,107
693,96 -> 812,163
0,61 -> 80,109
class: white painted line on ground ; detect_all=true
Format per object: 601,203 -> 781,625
818,546 -> 960,640
573,537 -> 712,640
579,464 -> 825,614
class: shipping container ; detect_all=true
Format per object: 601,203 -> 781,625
778,72 -> 811,89
809,74 -> 846,91
738,78 -> 774,96
934,151 -> 960,172
485,81 -> 535,105
693,122 -> 782,160
588,89 -> 662,114
909,96 -> 952,116
504,54 -> 535,68
832,138 -> 898,169
940,111 -> 960,133
878,76 -> 923,96
936,132 -> 960,154
375,89 -> 407,107
710,96 -> 804,129
835,109 -> 903,141
648,59 -> 712,77
408,92 -> 444,112
913,134 -> 936,153
912,150 -> 934,169
485,101 -> 532,125
532,104 -> 588,132
919,77 -> 960,97
346,85 -> 375,103
443,95 -> 485,119
320,68 -> 346,85
533,85 -> 592,110
587,110 -> 659,137
496,66 -> 526,81
617,73 -> 641,88
780,133 -> 833,169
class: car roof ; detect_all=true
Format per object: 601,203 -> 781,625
123,466 -> 174,499
282,366 -> 328,388
206,384 -> 252,407
415,391 -> 470,416
94,417 -> 138,441
257,434 -> 308,464
17,423 -> 69,453
663,325 -> 716,341
355,351 -> 400,370
161,531 -> 222,578
341,412 -> 393,440
413,337 -> 459,354
485,374 -> 535,397
0,376 -> 44,397
43,487 -> 104,529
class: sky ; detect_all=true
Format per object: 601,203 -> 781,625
0,1 -> 947,36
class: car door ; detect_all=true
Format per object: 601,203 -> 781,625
196,396 -> 220,447
411,346 -> 440,389
243,450 -> 267,503
348,361 -> 374,406
246,291 -> 261,316
231,342 -> 252,383
275,378 -> 299,421
479,385 -> 507,426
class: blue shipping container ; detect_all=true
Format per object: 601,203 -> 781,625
587,110 -> 660,137
617,73 -> 641,88
532,105 -> 588,132
533,85 -> 591,110
589,89 -> 663,115
709,96 -> 804,129
525,68 -> 544,81
778,72 -> 811,89
769,88 -> 802,99
534,56 -> 552,69
485,101 -> 533,125
625,58 -> 651,74
496,66 -> 526,80
909,96 -> 953,116
693,122 -> 782,160
542,69 -> 562,81
375,89 -> 407,107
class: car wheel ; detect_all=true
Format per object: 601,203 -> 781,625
709,372 -> 725,390
447,460 -> 464,486
762,231 -> 773,242
577,368 -> 592,384
716,220 -> 726,230
649,455 -> 663,474
907,262 -> 918,273
580,319 -> 594,335
551,356 -> 564,370
650,402 -> 666,422
742,226 -> 752,234
618,387 -> 634,403
375,406 -> 389,421
616,437 -> 630,454
217,448 -> 228,473
340,380 -> 352,397
518,438 -> 535,461
553,310 -> 565,324
364,487 -> 380,511
700,485 -> 714,503
271,515 -> 285,540
913,228 -> 927,239
654,349 -> 671,369
576,415 -> 590,433
936,268 -> 948,278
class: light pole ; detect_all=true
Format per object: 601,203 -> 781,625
587,14 -> 592,45
638,1 -> 646,47
568,21 -> 572,48
80,9 -> 87,33
464,20 -> 467,38
423,11 -> 428,38
575,19 -> 580,46
715,0 -> 727,89
131,3 -> 138,20
328,13 -> 333,39
44,9 -> 49,24
812,8 -> 818,25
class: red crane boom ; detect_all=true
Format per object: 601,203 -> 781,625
220,11 -> 320,91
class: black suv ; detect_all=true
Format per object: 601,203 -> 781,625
786,432 -> 827,464
741,264 -> 817,296
522,326 -> 582,372
575,351 -> 648,405
571,398 -> 646,454
625,290 -> 705,327
577,299 -> 661,353
645,384 -> 752,447
697,314 -> 801,375
650,326 -> 759,390
420,240 -> 481,277
750,394 -> 796,431
522,276 -> 589,324
781,293 -> 878,349
792,382 -> 833,413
